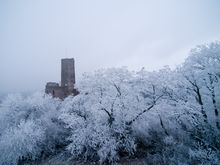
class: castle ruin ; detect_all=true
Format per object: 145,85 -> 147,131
45,58 -> 78,99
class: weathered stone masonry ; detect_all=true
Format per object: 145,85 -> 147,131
45,58 -> 78,99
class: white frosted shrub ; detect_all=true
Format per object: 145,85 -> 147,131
0,92 -> 66,164
0,120 -> 45,165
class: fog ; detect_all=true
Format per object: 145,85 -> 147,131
0,0 -> 220,93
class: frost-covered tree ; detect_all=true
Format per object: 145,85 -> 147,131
0,92 -> 67,164
60,67 -> 185,164
0,120 -> 45,165
173,41 -> 220,164
60,68 -> 136,164
182,41 -> 220,130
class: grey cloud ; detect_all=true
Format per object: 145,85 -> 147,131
0,0 -> 220,93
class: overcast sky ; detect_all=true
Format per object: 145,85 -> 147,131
0,0 -> 220,93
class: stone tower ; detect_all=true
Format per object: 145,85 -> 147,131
45,58 -> 78,99
61,58 -> 75,87
61,58 -> 75,96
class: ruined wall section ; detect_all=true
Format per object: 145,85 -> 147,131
45,82 -> 67,99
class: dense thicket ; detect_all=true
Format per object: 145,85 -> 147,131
0,41 -> 220,164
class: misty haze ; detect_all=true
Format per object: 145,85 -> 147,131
0,0 -> 220,165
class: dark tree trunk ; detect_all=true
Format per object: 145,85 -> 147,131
206,74 -> 220,130
194,83 -> 207,123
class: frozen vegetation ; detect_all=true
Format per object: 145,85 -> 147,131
0,41 -> 220,164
